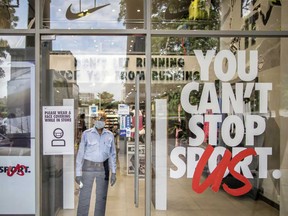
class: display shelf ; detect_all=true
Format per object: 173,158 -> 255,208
126,141 -> 145,177
104,109 -> 119,131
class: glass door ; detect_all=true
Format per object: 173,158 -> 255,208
40,35 -> 146,216
150,35 -> 285,216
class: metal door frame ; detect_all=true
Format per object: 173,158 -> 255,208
1,0 -> 288,215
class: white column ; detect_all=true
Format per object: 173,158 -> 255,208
63,99 -> 75,209
155,99 -> 167,210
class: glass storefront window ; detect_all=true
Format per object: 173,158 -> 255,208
1,1 -> 287,215
40,35 -> 146,215
43,0 -> 144,29
0,35 -> 36,214
151,36 -> 287,214
151,0 -> 286,31
0,0 -> 35,29
0,35 -> 35,156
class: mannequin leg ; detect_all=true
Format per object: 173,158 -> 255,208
94,171 -> 108,216
77,171 -> 95,216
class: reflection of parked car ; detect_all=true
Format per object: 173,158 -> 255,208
0,133 -> 13,147
0,118 -> 7,136
3,118 -> 7,126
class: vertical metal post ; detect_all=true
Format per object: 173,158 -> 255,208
145,37 -> 152,216
144,0 -> 152,215
35,0 -> 41,215
134,74 -> 140,207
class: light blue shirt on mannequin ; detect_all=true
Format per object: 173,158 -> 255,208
76,127 -> 117,176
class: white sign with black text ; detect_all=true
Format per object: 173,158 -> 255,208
43,106 -> 74,155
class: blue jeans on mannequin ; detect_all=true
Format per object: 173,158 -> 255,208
77,163 -> 109,216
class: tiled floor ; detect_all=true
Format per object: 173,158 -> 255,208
58,151 -> 279,216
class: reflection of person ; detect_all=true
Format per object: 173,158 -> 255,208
79,113 -> 87,132
112,124 -> 120,155
130,106 -> 144,141
128,154 -> 145,175
77,114 -> 87,147
175,122 -> 183,147
75,110 -> 117,216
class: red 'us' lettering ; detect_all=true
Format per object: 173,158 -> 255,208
6,164 -> 28,177
192,145 -> 257,196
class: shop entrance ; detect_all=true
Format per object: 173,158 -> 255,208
40,35 -> 146,216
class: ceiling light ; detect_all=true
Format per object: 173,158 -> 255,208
137,9 -> 140,12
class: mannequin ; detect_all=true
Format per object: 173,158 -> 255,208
75,110 -> 117,216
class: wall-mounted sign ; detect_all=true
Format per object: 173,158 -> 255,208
118,104 -> 130,115
66,2 -> 110,20
43,106 -> 74,155
119,115 -> 131,137
89,104 -> 98,116
0,141 -> 36,214
0,62 -> 36,214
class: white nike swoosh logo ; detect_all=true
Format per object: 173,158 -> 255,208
65,3 -> 110,20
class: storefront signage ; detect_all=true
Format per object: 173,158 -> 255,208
170,50 -> 278,196
0,61 -> 36,214
75,55 -> 200,84
0,153 -> 36,214
89,104 -> 98,116
0,142 -> 36,214
66,3 -> 110,20
119,114 -> 131,137
49,53 -> 77,83
0,164 -> 31,176
43,106 -> 74,155
118,104 -> 130,115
